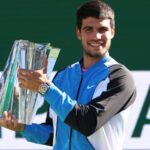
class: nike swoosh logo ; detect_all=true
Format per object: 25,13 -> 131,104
87,85 -> 95,89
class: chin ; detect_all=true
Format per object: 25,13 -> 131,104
86,52 -> 103,58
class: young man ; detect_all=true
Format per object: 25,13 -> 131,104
0,0 -> 136,150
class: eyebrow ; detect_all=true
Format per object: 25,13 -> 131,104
82,25 -> 109,31
82,26 -> 93,30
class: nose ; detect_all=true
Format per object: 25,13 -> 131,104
96,33 -> 102,39
92,31 -> 102,40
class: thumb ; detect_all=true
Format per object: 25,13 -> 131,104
40,67 -> 47,74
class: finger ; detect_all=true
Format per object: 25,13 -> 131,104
40,67 -> 46,73
18,74 -> 27,81
18,72 -> 30,82
3,111 -> 8,120
5,111 -> 12,127
0,111 -> 8,126
18,68 -> 28,74
19,83 -> 26,89
18,74 -> 30,88
18,77 -> 27,85
12,115 -> 18,128
34,68 -> 47,76
18,76 -> 34,89
18,69 -> 33,77
8,111 -> 13,120
0,112 -> 16,130
19,69 -> 45,80
0,117 -> 5,126
5,112 -> 16,129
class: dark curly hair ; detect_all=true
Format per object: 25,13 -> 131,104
76,0 -> 115,30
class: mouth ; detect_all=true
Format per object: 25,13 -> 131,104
88,41 -> 104,48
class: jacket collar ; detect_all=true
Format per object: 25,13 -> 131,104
79,52 -> 111,74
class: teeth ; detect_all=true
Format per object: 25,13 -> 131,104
90,42 -> 103,47
91,43 -> 100,46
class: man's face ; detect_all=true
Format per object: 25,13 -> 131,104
76,17 -> 115,59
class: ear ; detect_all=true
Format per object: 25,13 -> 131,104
76,27 -> 81,40
111,28 -> 115,39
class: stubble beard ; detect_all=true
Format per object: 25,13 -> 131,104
83,46 -> 107,59
84,51 -> 101,58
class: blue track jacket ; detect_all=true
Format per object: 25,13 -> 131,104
22,54 -> 136,150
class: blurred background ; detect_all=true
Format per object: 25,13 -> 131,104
0,0 -> 150,71
0,0 -> 149,149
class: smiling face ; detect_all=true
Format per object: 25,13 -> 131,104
76,17 -> 115,60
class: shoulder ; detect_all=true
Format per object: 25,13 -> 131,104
52,61 -> 80,82
108,64 -> 133,80
108,64 -> 136,93
103,56 -> 134,83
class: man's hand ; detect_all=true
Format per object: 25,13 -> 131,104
18,68 -> 48,93
0,111 -> 25,132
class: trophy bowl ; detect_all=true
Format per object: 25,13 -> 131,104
0,40 -> 60,124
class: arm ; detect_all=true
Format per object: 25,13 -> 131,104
44,65 -> 136,136
22,123 -> 53,145
18,65 -> 136,136
0,111 -> 25,132
22,109 -> 53,145
0,111 -> 53,145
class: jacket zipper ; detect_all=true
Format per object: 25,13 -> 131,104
69,75 -> 83,150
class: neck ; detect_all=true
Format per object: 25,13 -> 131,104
82,56 -> 101,69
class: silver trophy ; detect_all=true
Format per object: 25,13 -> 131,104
0,40 -> 60,124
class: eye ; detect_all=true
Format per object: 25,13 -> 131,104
83,26 -> 93,33
98,27 -> 108,33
